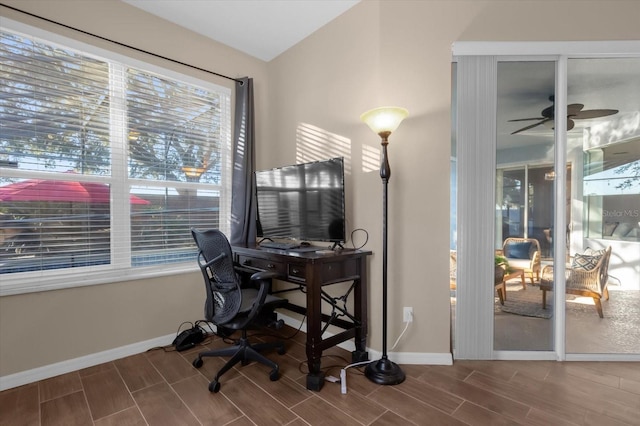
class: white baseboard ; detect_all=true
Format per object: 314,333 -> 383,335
1,314 -> 454,392
0,334 -> 174,392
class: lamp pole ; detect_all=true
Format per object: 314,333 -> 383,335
360,107 -> 407,385
380,131 -> 391,362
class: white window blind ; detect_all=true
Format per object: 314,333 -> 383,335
0,25 -> 231,287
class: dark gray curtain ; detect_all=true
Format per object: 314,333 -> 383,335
229,77 -> 256,245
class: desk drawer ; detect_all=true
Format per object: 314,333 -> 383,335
237,255 -> 286,275
288,263 -> 306,282
322,259 -> 357,283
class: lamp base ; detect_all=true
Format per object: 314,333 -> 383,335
365,357 -> 405,385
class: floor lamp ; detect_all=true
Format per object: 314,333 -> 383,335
360,106 -> 408,385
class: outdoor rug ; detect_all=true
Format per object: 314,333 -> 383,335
495,283 -> 553,319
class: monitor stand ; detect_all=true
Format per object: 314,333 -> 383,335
330,242 -> 344,250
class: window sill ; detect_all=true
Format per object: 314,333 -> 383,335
0,262 -> 199,296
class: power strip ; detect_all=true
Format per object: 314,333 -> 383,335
340,360 -> 371,394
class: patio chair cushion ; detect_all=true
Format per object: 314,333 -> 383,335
506,241 -> 533,259
571,253 -> 602,271
506,258 -> 532,270
584,247 -> 606,257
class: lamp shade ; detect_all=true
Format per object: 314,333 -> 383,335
360,106 -> 408,135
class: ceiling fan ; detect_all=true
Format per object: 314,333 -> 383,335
509,95 -> 618,135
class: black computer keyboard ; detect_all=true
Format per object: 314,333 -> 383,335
259,241 -> 300,250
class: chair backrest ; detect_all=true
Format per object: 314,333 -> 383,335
569,246 -> 612,293
599,246 -> 612,290
502,237 -> 540,260
191,228 -> 242,324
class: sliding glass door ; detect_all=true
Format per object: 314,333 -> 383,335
565,57 -> 640,355
494,61 -> 555,352
452,43 -> 640,361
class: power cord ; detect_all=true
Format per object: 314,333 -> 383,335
247,314 -> 307,341
297,353 -> 351,377
349,228 -> 369,250
335,316 -> 411,394
390,320 -> 411,351
328,228 -> 369,251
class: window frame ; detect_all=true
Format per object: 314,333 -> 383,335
0,18 -> 233,295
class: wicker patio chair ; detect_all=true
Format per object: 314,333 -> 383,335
498,237 -> 541,285
540,246 -> 612,318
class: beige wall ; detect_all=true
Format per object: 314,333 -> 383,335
2,0 -> 640,378
0,273 -> 203,374
266,0 -> 640,355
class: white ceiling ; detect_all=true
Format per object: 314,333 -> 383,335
122,0 -> 361,62
497,59 -> 640,150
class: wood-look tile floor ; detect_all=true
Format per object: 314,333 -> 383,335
2,325 -> 639,425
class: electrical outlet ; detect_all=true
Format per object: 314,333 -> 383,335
403,307 -> 413,322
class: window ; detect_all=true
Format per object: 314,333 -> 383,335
0,22 -> 232,293
584,139 -> 640,242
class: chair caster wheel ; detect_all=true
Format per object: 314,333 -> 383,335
277,346 -> 286,355
269,367 -> 279,381
193,358 -> 203,368
209,380 -> 221,393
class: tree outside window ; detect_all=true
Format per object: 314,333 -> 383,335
0,27 -> 231,279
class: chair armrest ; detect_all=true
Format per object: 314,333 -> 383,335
233,263 -> 258,275
238,270 -> 285,328
250,270 -> 282,281
530,250 -> 541,270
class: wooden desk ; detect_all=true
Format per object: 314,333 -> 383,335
232,244 -> 372,390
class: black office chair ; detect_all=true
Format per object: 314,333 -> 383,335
190,228 -> 287,392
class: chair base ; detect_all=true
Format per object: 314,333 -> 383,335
540,282 -> 609,318
193,334 -> 285,392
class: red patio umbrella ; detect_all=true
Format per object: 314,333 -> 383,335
0,179 -> 151,204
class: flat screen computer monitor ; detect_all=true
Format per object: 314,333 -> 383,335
255,157 -> 345,244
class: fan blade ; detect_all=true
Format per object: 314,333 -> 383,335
508,117 -> 545,122
511,118 -> 551,135
573,109 -> 619,119
567,104 -> 584,115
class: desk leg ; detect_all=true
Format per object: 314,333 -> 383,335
305,272 -> 325,391
306,359 -> 324,391
352,268 -> 369,363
